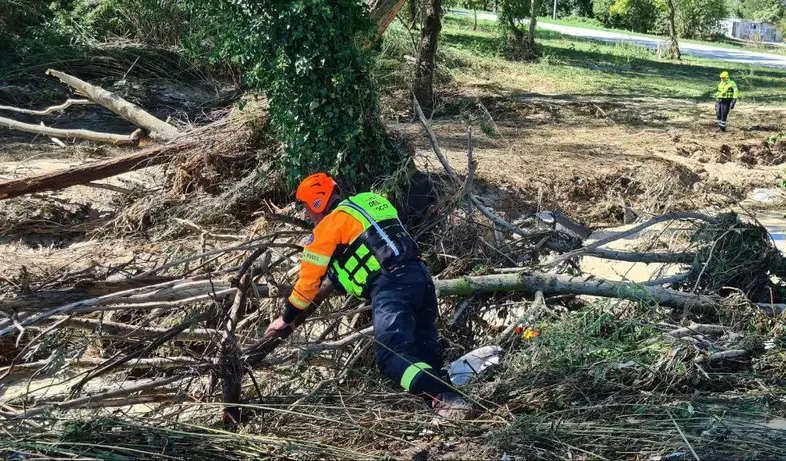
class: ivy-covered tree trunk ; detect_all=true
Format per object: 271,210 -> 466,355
665,0 -> 681,59
186,0 -> 407,191
413,0 -> 442,116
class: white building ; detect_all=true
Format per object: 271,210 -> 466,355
719,18 -> 782,43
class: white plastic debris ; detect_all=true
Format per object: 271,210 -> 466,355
448,345 -> 502,387
751,188 -> 785,204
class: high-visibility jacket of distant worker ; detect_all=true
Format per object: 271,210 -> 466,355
284,192 -> 418,320
716,78 -> 738,100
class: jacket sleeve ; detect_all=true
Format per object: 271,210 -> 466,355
287,211 -> 363,310
732,81 -> 739,99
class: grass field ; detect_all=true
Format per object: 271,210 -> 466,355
450,7 -> 786,53
424,14 -> 786,105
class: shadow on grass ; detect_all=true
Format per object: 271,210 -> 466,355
541,42 -> 786,89
440,25 -> 786,101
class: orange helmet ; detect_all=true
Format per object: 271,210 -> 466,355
296,172 -> 337,213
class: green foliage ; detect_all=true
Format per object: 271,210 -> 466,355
652,0 -> 727,38
183,0 -> 402,190
531,308 -> 658,371
451,0 -> 495,10
593,0 -> 659,32
766,131 -> 786,147
563,0 -> 596,16
739,0 -> 786,22
50,0 -> 191,46
498,0 -> 541,59
0,0 -> 52,49
674,0 -> 727,38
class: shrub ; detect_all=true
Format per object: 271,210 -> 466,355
593,0 -> 659,32
51,0 -> 191,46
183,0 -> 402,190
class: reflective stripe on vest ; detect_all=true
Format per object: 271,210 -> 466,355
717,81 -> 736,99
343,200 -> 400,257
330,242 -> 382,297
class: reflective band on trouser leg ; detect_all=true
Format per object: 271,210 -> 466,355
400,362 -> 433,391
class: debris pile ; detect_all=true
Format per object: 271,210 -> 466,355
1,83 -> 786,461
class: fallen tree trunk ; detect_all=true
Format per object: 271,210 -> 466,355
0,277 -> 175,312
0,375 -> 187,425
587,248 -> 694,264
1,271 -> 731,339
46,69 -> 180,141
367,0 -> 408,38
0,140 -> 195,200
435,272 -> 721,314
58,317 -> 217,342
0,115 -> 142,146
0,356 -> 200,375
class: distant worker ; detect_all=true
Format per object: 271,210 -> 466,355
264,172 -> 472,418
715,71 -> 738,132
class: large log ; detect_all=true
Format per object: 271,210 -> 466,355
435,272 -> 720,314
0,140 -> 194,200
367,0 -> 408,37
2,270 -> 726,339
0,277 -> 175,312
46,69 -> 180,141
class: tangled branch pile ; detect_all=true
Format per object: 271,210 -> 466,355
2,97 -> 786,460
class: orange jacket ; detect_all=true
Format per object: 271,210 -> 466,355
288,210 -> 364,310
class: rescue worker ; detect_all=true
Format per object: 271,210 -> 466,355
264,172 -> 471,418
715,71 -> 738,132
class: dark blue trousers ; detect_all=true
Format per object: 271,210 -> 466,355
368,260 -> 449,396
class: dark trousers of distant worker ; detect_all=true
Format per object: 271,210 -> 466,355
369,260 -> 449,397
715,99 -> 732,131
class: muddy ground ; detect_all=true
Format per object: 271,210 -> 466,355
2,82 -> 786,285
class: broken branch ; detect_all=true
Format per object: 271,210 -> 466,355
0,140 -> 197,200
0,115 -> 143,146
0,99 -> 92,116
46,69 -> 180,141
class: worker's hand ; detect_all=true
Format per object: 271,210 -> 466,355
263,316 -> 293,339
730,99 -> 737,109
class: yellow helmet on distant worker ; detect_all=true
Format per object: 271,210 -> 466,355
720,71 -> 729,78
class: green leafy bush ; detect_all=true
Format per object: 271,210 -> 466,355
183,0 -> 402,190
593,0 -> 659,32
50,0 -> 191,45
739,0 -> 786,23
653,0 -> 726,39
0,0 -> 52,49
497,0 -> 540,60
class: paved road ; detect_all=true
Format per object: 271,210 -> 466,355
452,10 -> 786,69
